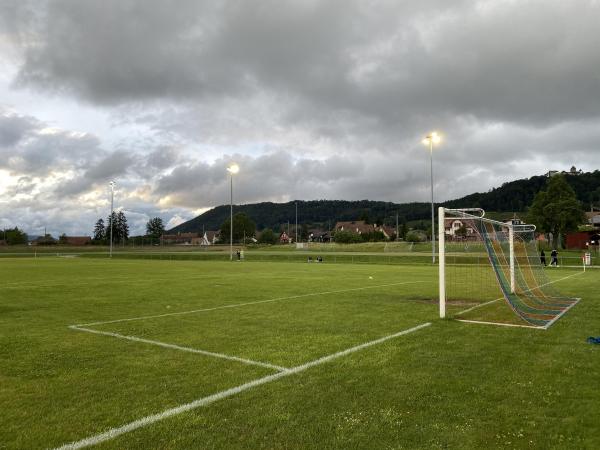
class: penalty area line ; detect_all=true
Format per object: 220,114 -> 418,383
69,325 -> 287,372
53,322 -> 431,450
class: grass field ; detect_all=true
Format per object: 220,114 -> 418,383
1,257 -> 599,449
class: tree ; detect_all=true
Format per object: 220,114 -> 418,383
58,233 -> 68,244
116,211 -> 129,243
93,219 -> 106,242
405,230 -> 427,242
146,217 -> 165,239
527,175 -> 585,248
399,222 -> 408,240
358,210 -> 371,224
3,227 -> 28,245
333,230 -> 363,243
219,213 -> 256,243
300,223 -> 309,241
106,211 -> 129,244
454,225 -> 468,238
107,211 -> 118,244
258,228 -> 277,244
361,230 -> 386,242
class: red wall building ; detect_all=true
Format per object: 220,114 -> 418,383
566,231 -> 600,249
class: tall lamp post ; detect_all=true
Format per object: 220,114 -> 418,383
422,132 -> 441,264
227,164 -> 239,261
109,180 -> 115,258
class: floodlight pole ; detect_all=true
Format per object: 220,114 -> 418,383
227,164 -> 239,261
109,181 -> 115,258
295,201 -> 298,244
230,173 -> 233,261
423,132 -> 441,264
429,138 -> 435,264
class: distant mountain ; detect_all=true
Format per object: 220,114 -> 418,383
169,170 -> 600,233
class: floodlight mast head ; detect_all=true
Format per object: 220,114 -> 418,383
422,131 -> 441,147
227,164 -> 239,175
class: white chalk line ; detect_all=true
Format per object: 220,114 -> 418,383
75,280 -> 429,327
455,297 -> 502,316
54,322 -> 431,450
455,319 -> 543,330
541,297 -> 581,329
69,325 -> 287,372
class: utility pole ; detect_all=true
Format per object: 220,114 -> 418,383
109,181 -> 115,258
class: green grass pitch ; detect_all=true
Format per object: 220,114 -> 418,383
1,258 -> 599,449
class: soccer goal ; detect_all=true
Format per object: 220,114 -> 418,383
438,207 -> 579,329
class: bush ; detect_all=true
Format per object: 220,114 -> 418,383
405,230 -> 427,243
258,228 -> 278,245
333,230 -> 363,243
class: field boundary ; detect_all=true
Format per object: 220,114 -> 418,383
55,322 -> 431,450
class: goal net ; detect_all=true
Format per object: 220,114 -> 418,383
438,207 -> 579,329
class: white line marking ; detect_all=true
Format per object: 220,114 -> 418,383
54,322 -> 431,450
75,281 -> 428,327
542,298 -> 581,330
455,298 -> 502,316
69,325 -> 287,372
456,319 -> 544,330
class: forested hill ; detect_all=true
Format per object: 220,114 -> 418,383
169,170 -> 600,233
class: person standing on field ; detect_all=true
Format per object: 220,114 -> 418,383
550,249 -> 558,267
540,249 -> 547,266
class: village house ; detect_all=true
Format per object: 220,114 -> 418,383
444,218 -> 476,238
62,236 -> 92,246
333,221 -> 396,240
585,211 -> 600,228
309,229 -> 332,242
279,231 -> 292,244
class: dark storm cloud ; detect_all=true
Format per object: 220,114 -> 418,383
54,150 -> 134,196
0,108 -> 105,175
9,0 -> 600,126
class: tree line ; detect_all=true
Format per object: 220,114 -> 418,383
1,227 -> 28,245
92,213 -> 166,244
169,170 -> 600,236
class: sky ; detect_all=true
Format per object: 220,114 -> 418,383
1,0 -> 599,237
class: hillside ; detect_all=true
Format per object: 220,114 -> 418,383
169,170 -> 600,233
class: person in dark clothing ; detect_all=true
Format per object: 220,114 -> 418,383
550,249 -> 558,267
540,250 -> 547,266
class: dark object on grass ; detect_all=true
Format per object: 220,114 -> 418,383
586,336 -> 600,344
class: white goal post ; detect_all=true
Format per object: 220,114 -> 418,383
438,207 -> 518,319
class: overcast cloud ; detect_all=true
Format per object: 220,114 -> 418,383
1,0 -> 599,236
